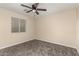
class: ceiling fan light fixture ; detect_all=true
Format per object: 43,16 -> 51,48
32,10 -> 36,12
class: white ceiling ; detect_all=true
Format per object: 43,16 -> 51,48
0,3 -> 79,16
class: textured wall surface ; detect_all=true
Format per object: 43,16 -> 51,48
0,39 -> 78,56
0,8 -> 35,49
35,9 -> 76,48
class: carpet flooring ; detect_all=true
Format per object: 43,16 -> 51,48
0,39 -> 78,56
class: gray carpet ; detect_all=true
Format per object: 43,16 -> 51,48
0,39 -> 78,56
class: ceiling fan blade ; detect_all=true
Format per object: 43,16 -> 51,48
35,11 -> 39,15
26,10 -> 32,13
37,8 -> 47,11
21,4 -> 32,9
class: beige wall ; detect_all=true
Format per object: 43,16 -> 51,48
36,9 -> 77,48
76,8 -> 79,52
0,8 -> 35,49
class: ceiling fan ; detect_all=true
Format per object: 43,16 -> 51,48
21,3 -> 47,15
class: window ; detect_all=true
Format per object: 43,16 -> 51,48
20,19 -> 26,32
11,17 -> 26,33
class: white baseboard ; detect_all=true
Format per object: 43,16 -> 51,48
0,39 -> 33,50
